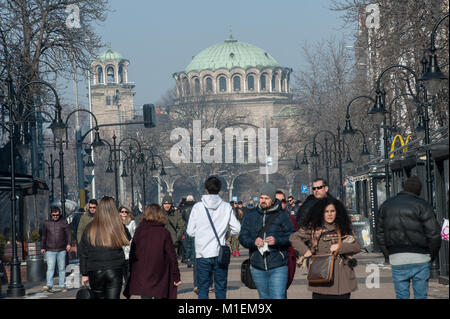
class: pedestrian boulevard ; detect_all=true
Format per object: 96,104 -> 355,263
1,250 -> 448,300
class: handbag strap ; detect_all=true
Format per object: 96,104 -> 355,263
311,227 -> 342,255
204,205 -> 222,246
257,210 -> 282,238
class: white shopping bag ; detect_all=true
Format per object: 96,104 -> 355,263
441,219 -> 449,241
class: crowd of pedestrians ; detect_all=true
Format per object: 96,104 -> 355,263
37,174 -> 442,300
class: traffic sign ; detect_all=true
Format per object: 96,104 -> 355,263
301,185 -> 309,194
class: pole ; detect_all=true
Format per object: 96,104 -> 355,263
59,141 -> 66,218
50,154 -> 54,203
264,115 -> 269,183
324,138 -> 330,184
423,86 -> 439,278
382,116 -> 391,199
157,175 -> 161,205
87,69 -> 96,200
142,164 -> 146,208
113,134 -> 119,207
7,84 -> 25,297
337,126 -> 344,201
130,166 -> 135,209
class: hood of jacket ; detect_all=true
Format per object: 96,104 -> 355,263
201,194 -> 223,210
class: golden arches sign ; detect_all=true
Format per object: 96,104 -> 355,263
390,134 -> 412,159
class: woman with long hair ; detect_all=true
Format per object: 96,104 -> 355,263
119,205 -> 136,283
79,196 -> 130,299
124,204 -> 181,299
290,197 -> 361,299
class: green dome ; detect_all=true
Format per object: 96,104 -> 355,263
96,48 -> 125,62
185,36 -> 279,73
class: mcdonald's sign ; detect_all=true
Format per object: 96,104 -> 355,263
390,134 -> 412,158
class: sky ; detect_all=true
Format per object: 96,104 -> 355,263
62,0 -> 357,110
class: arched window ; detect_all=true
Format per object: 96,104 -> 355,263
219,76 -> 227,92
233,76 -> 241,91
183,78 -> 190,96
194,78 -> 200,95
260,74 -> 266,91
247,75 -> 254,91
107,66 -> 115,83
205,77 -> 213,92
97,66 -> 103,84
271,74 -> 276,91
118,65 -> 124,83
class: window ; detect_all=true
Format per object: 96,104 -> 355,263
271,74 -> 276,91
233,76 -> 241,91
260,74 -> 266,90
97,66 -> 103,84
194,78 -> 200,94
247,75 -> 254,91
106,96 -> 111,105
113,90 -> 119,105
118,65 -> 123,83
281,73 -> 285,92
219,76 -> 227,92
206,77 -> 213,92
183,78 -> 190,95
107,66 -> 115,83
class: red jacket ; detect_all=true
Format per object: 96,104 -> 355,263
41,217 -> 71,251
126,221 -> 180,299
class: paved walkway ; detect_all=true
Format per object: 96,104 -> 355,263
1,250 -> 448,299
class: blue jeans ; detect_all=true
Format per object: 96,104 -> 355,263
250,265 -> 288,299
196,257 -> 228,299
391,262 -> 430,299
45,251 -> 67,288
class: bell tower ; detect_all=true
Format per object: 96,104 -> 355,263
90,48 -> 135,141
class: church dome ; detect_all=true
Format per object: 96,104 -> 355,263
96,48 -> 127,63
185,35 -> 279,73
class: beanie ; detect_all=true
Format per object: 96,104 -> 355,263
162,195 -> 173,204
259,183 -> 277,200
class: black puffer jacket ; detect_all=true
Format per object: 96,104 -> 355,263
296,193 -> 336,227
376,191 -> 441,259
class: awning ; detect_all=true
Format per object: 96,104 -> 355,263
0,171 -> 49,193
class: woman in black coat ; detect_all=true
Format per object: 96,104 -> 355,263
79,196 -> 130,299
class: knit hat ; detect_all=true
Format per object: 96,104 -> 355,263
186,195 -> 194,202
259,183 -> 277,200
162,195 -> 173,204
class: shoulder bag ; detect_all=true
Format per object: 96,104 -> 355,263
241,210 -> 282,289
307,228 -> 341,284
204,206 -> 231,267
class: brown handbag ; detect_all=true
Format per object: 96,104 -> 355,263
307,228 -> 342,284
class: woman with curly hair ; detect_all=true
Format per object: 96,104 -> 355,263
290,197 -> 361,299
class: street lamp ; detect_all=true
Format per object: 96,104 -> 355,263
418,13 -> 449,96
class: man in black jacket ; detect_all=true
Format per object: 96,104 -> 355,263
181,195 -> 196,267
41,206 -> 71,292
296,178 -> 335,226
376,176 -> 441,299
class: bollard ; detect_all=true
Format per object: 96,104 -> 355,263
26,255 -> 45,282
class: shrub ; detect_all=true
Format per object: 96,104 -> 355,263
29,230 -> 40,243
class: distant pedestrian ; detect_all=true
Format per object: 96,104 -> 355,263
79,196 -> 130,299
376,176 -> 441,299
239,183 -> 295,299
181,195 -> 196,268
124,204 -> 181,299
162,195 -> 185,260
229,201 -> 244,257
41,206 -> 71,292
290,196 -> 360,299
77,199 -> 97,244
186,176 -> 241,299
70,207 -> 83,244
119,206 -> 136,284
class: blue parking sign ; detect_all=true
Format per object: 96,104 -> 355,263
301,185 -> 309,194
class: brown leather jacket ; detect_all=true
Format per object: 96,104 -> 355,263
41,217 -> 71,252
290,223 -> 361,295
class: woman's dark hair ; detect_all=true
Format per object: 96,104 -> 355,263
205,176 -> 221,194
305,197 -> 353,235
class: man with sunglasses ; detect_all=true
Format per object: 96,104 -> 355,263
77,199 -> 98,244
296,178 -> 335,226
41,207 -> 71,292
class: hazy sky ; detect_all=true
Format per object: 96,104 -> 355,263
62,0 -> 356,109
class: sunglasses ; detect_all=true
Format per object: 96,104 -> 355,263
312,185 -> 325,191
89,206 -> 96,209
120,210 -> 128,214
51,214 -> 60,217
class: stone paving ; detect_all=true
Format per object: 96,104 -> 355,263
1,250 -> 448,300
